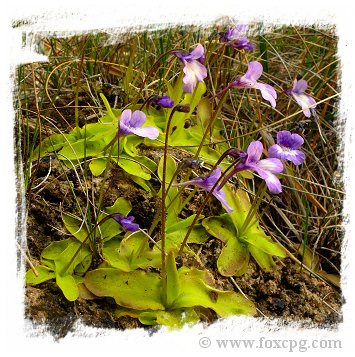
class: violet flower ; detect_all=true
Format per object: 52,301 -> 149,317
150,95 -> 174,109
174,167 -> 233,213
119,109 -> 159,140
111,213 -> 140,232
268,130 -> 305,165
285,79 -> 317,118
230,61 -> 277,107
219,141 -> 284,194
219,24 -> 255,50
175,43 -> 207,93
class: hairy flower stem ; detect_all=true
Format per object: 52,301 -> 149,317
160,106 -> 180,306
177,158 -> 239,257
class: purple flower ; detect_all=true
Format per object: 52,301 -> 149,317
219,24 -> 255,50
230,61 -> 277,107
268,130 -> 305,165
286,79 -> 317,118
111,213 -> 140,232
219,141 -> 284,194
150,95 -> 174,109
119,109 -> 159,140
174,167 -> 233,213
175,43 -> 207,93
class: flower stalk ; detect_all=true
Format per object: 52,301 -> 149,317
160,105 -> 184,305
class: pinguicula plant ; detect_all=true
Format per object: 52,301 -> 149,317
175,139 -> 288,277
24,23 -> 331,330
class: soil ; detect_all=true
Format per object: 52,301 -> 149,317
24,155 -> 342,340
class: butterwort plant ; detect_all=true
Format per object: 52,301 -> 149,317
24,26 -> 329,328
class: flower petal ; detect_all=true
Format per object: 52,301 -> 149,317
257,158 -> 284,174
188,43 -> 205,61
221,25 -> 254,50
126,125 -> 159,140
292,93 -> 317,118
232,38 -> 255,50
254,82 -> 277,107
119,110 -> 134,136
246,140 -> 263,163
112,214 -> 140,231
277,130 -> 305,149
235,23 -> 248,35
119,109 -> 159,139
129,110 -> 147,128
203,167 -> 222,188
283,149 -> 305,165
120,109 -> 132,126
255,167 -> 283,194
182,82 -> 195,93
173,167 -> 233,212
276,130 -> 292,147
268,144 -> 305,165
230,77 -> 253,88
253,165 -> 282,194
182,60 -> 207,93
226,25 -> 247,40
119,216 -> 140,231
191,61 -> 207,81
212,189 -> 234,213
292,79 -> 308,94
243,61 -> 263,82
268,144 -> 283,159
178,167 -> 222,191
157,96 -> 174,108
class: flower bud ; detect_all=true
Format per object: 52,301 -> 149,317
181,158 -> 204,169
150,95 -> 174,109
175,104 -> 190,113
